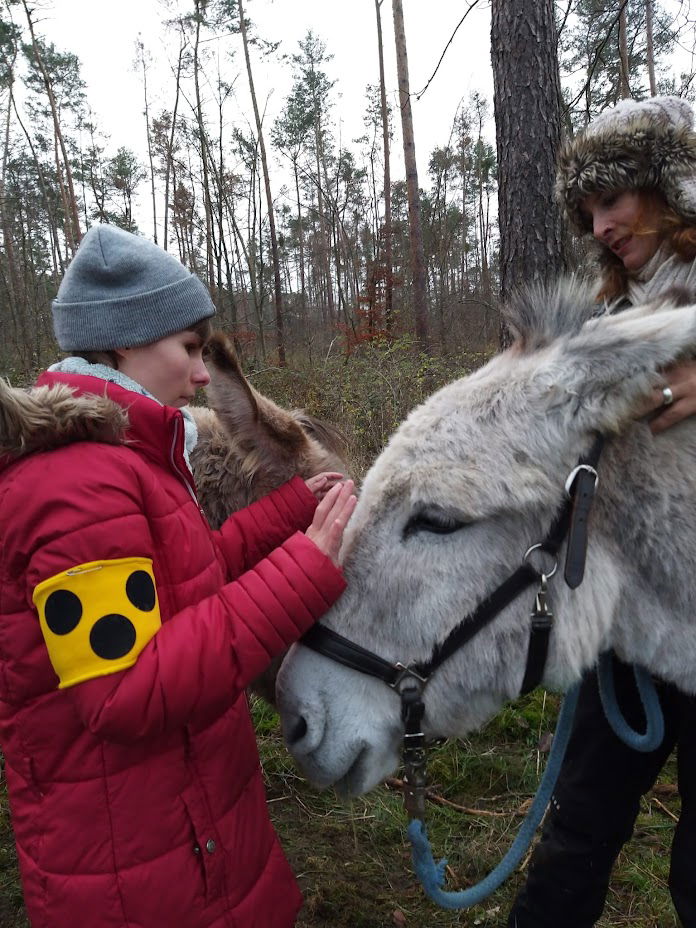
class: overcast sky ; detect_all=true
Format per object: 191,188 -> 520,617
24,0 -> 695,231
33,0 -> 494,189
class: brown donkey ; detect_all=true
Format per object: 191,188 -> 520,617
190,332 -> 350,529
190,333 -> 351,702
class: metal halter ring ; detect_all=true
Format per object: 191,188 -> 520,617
662,385 -> 674,407
523,543 -> 558,579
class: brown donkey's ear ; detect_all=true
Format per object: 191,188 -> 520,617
204,332 -> 259,427
203,331 -> 306,457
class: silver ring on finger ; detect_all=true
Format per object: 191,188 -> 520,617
662,385 -> 674,407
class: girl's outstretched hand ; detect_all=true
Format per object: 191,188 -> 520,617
305,472 -> 345,501
305,479 -> 357,566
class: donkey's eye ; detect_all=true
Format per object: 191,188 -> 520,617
403,508 -> 468,539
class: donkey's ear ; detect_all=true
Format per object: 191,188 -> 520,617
204,332 -> 260,428
204,331 -> 307,460
536,299 -> 696,433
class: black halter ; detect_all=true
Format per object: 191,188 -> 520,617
303,435 -> 604,695
301,435 -> 604,817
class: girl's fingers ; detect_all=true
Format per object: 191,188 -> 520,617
314,479 -> 354,523
312,479 -> 345,521
322,496 -> 358,563
305,483 -> 357,564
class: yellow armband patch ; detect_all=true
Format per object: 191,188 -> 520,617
32,557 -> 162,689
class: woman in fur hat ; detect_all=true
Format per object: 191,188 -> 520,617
508,96 -> 696,928
0,224 -> 356,928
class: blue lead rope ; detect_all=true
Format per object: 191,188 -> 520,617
597,651 -> 664,752
407,682 -> 580,910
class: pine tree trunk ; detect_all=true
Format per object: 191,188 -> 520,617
238,0 -> 286,366
375,0 -> 394,331
293,159 -> 307,323
392,0 -> 428,349
193,0 -> 215,284
22,1 -> 81,252
137,40 -> 158,243
618,5 -> 631,98
645,0 -> 657,96
164,36 -> 185,252
491,0 -> 565,346
314,127 -> 335,322
1,62 -> 22,340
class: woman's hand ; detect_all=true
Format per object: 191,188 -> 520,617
649,360 -> 696,433
305,471 -> 345,501
305,479 -> 357,566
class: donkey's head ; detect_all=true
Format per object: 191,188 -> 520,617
190,332 -> 349,530
277,279 -> 696,796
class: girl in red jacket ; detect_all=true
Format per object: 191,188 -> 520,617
0,224 -> 356,928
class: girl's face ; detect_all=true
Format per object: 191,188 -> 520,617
116,329 -> 210,408
582,190 -> 663,271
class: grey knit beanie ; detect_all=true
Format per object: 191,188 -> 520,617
52,225 -> 215,351
556,96 -> 696,233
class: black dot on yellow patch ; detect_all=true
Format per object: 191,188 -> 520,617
89,614 -> 137,660
45,589 -> 82,635
125,570 -> 156,612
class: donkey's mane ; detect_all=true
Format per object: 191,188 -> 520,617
503,275 -> 603,351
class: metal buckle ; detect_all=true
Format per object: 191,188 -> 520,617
390,663 -> 429,693
565,463 -> 598,497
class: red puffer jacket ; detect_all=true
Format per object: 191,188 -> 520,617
0,372 -> 346,928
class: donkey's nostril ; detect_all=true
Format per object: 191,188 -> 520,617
286,715 -> 308,745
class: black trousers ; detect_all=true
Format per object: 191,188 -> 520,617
507,656 -> 696,928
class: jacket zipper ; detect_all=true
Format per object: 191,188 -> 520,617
169,416 -> 209,526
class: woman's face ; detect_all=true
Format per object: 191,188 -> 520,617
116,329 -> 210,408
582,190 -> 663,271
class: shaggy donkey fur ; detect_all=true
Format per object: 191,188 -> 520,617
277,278 -> 696,797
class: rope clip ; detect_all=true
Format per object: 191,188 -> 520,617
531,574 -> 554,630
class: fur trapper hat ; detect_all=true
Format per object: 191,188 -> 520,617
52,225 -> 215,351
556,96 -> 696,233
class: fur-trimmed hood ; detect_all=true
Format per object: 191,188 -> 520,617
557,96 -> 696,233
0,378 -> 128,467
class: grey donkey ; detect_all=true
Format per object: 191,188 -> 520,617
276,279 -> 696,797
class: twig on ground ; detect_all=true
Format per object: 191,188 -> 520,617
384,778 -> 530,818
650,796 -> 679,823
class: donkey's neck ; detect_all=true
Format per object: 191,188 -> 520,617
549,419 -> 696,695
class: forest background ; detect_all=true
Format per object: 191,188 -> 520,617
1,1 -> 696,925
2,0 -> 695,385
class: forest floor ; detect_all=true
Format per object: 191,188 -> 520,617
0,691 -> 679,928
